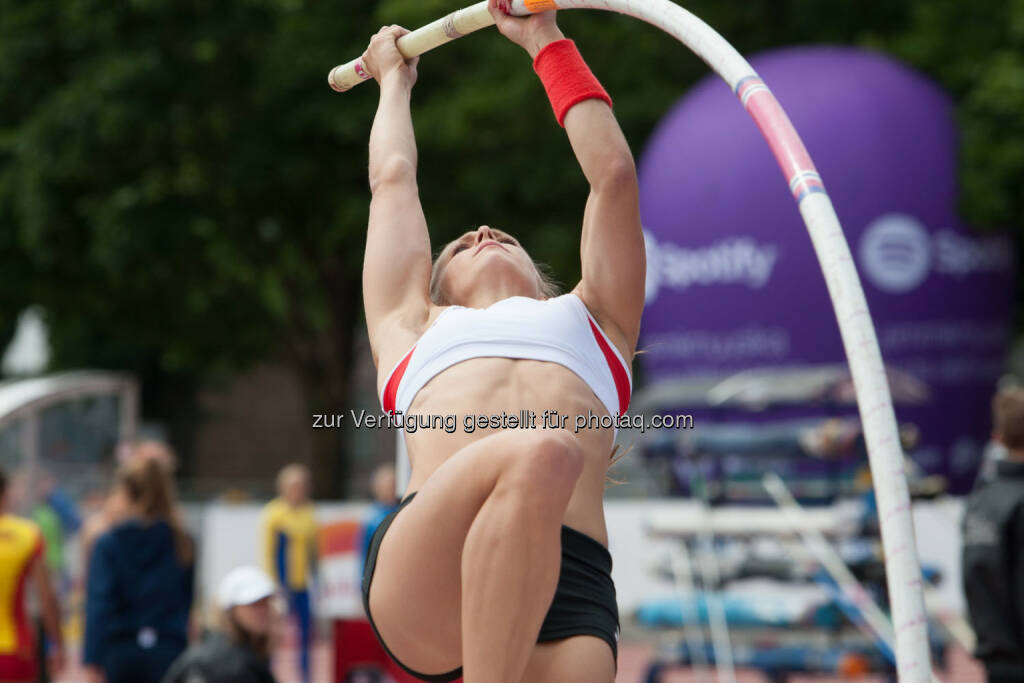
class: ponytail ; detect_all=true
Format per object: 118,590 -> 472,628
116,456 -> 194,565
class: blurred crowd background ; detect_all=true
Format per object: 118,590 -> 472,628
1,0 -> 1022,681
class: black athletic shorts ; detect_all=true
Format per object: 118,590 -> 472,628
361,492 -> 620,682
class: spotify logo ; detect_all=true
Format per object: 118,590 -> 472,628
858,214 -> 932,294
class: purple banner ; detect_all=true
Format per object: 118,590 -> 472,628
638,46 -> 1015,492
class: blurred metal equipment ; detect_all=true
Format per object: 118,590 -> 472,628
632,363 -> 931,413
763,473 -> 942,683
0,371 -> 139,498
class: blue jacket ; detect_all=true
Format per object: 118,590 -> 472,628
84,518 -> 194,667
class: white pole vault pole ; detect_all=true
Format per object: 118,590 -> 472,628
329,2 -> 931,678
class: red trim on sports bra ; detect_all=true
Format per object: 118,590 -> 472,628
382,346 -> 416,414
587,319 -> 631,416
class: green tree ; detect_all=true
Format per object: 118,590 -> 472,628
874,0 -> 1024,231
0,0 -> 381,491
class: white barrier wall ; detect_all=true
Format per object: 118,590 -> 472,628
197,498 -> 966,622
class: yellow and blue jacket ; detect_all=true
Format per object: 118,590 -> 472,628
262,498 -> 318,592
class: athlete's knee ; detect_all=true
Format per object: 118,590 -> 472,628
500,430 -> 583,502
536,428 -> 584,478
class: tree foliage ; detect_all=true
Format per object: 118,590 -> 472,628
1,0 -> 1019,492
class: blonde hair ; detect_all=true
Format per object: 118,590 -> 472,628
276,464 -> 311,495
116,457 -> 193,565
116,439 -> 178,471
605,442 -> 635,489
993,387 -> 1024,450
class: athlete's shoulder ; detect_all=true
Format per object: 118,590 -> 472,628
0,512 -> 41,537
262,498 -> 287,520
0,513 -> 43,552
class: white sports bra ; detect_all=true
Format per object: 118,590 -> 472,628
379,293 -> 632,420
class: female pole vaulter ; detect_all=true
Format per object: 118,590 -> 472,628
359,2 -> 644,681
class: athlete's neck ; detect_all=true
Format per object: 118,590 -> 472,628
456,282 -> 541,309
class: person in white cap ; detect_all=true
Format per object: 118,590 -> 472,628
161,566 -> 279,683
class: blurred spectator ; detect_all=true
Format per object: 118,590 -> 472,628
0,467 -> 64,682
30,471 -> 70,683
975,437 -> 1009,489
262,464 -> 317,683
38,468 -> 82,536
31,469 -> 79,592
358,464 -> 399,584
962,386 -> 1024,683
32,492 -> 64,575
975,378 -> 1023,488
162,566 -> 279,683
83,456 -> 194,683
80,440 -> 177,579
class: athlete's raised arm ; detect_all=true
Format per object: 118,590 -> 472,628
361,26 -> 433,362
565,95 -> 645,353
490,2 -> 645,354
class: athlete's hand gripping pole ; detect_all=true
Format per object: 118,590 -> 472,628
328,1 -> 541,92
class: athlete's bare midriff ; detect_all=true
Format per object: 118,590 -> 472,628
387,353 -> 617,547
375,296 -> 633,547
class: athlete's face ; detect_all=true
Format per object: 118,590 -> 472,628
282,474 -> 309,506
371,466 -> 397,504
232,596 -> 274,636
433,226 -> 542,305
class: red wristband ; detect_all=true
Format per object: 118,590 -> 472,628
532,39 -> 612,127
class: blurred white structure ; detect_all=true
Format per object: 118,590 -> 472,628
197,498 -> 967,621
0,371 -> 139,499
2,306 -> 51,377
